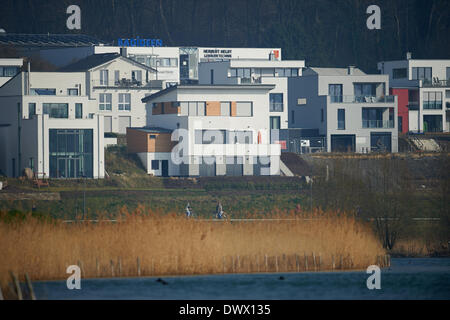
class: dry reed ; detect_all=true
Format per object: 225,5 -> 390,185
0,205 -> 386,288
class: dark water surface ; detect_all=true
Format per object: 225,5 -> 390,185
33,258 -> 450,300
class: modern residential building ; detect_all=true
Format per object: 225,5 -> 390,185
60,52 -> 161,134
35,43 -> 281,85
288,66 -> 398,153
0,70 -> 105,178
198,59 -> 305,134
378,53 -> 450,133
133,84 -> 282,176
0,58 -> 23,86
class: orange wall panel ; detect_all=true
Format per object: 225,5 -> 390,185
206,101 -> 221,116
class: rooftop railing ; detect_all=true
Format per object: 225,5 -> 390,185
92,79 -> 164,89
422,79 -> 450,88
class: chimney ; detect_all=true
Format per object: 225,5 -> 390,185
347,66 -> 355,75
120,47 -> 127,57
406,52 -> 412,60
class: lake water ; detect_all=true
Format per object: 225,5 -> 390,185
33,258 -> 450,300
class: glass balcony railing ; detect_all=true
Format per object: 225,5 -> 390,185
330,95 -> 395,103
270,102 -> 284,112
422,79 -> 450,88
423,101 -> 443,110
362,120 -> 394,129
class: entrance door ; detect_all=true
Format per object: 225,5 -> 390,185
161,160 -> 169,177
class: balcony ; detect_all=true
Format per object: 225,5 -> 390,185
92,79 -> 164,89
422,79 -> 450,88
362,120 -> 394,129
329,95 -> 395,104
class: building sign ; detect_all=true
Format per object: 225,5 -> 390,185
118,37 -> 163,47
202,49 -> 232,59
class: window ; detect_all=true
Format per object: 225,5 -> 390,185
118,93 -> 131,111
180,102 -> 188,116
186,102 -> 206,116
354,83 -> 376,99
270,116 -> 280,129
28,103 -> 36,118
446,90 -> 450,99
114,70 -> 120,84
229,69 -> 237,77
228,131 -> 253,144
270,93 -> 283,112
393,68 -> 407,79
447,67 -> 450,80
210,69 -> 214,84
132,70 -> 142,83
49,129 -> 93,178
423,91 -> 442,109
151,160 -> 159,170
99,93 -> 112,111
221,102 -> 231,116
0,66 -> 19,77
235,102 -> 253,116
291,69 -> 299,77
275,68 -> 284,77
329,84 -> 343,102
67,88 -> 78,96
28,158 -> 34,172
195,130 -> 226,144
337,109 -> 345,130
412,67 -> 432,82
100,69 -> 109,85
43,103 -> 68,118
170,58 -> 178,67
75,103 -> 83,119
30,88 -> 56,95
149,135 -> 156,140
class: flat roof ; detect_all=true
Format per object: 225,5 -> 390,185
128,127 -> 172,133
142,84 -> 276,102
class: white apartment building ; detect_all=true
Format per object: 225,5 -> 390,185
0,70 -> 105,178
378,53 -> 450,133
60,52 -> 160,134
198,59 -> 305,135
288,67 -> 398,153
0,58 -> 23,86
133,84 -> 282,177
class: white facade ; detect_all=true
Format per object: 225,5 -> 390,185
198,59 -> 305,130
378,54 -> 450,133
0,58 -> 23,86
0,72 -> 104,178
140,85 -> 281,176
288,67 -> 398,153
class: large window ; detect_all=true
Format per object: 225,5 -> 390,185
274,68 -> 299,77
67,88 -> 78,96
30,88 -> 56,95
49,129 -> 93,178
99,93 -> 112,111
118,93 -> 131,111
412,67 -> 432,82
423,91 -> 442,109
131,70 -> 142,83
187,102 -> 206,116
337,109 -> 345,130
393,68 -> 407,79
195,130 -> 226,144
354,83 -> 376,98
43,103 -> 68,118
270,93 -> 283,112
329,84 -> 343,102
100,69 -> 109,85
235,102 -> 253,116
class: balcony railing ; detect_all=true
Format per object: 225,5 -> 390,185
270,102 -> 284,112
330,95 -> 395,103
423,101 -> 443,110
362,120 -> 394,129
422,79 -> 450,88
93,79 -> 164,89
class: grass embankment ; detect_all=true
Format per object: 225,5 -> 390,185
0,207 -> 385,297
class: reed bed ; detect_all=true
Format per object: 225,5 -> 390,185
0,206 -> 386,289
